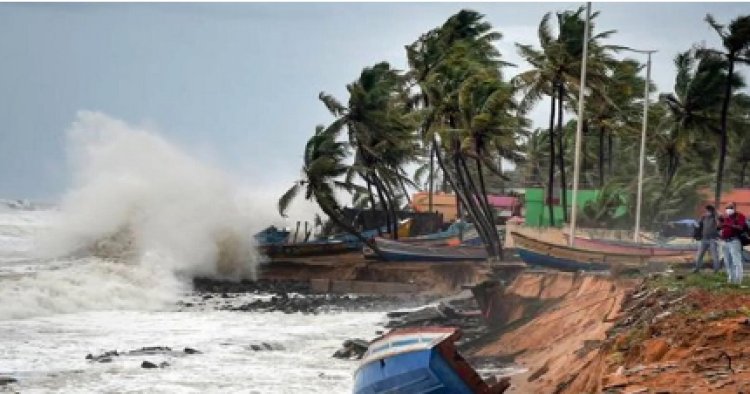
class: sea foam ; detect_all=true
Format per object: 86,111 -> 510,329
0,111 -> 261,319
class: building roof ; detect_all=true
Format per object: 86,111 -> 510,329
412,192 -> 457,207
719,189 -> 750,206
486,195 -> 519,208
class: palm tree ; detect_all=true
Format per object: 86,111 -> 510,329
658,49 -> 743,187
586,58 -> 645,187
726,93 -> 750,186
702,14 -> 750,207
278,127 -> 378,253
657,50 -> 726,184
406,9 -> 512,258
319,62 -> 419,239
406,10 -> 506,215
515,6 -> 621,224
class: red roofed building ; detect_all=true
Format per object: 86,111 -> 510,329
411,192 -> 521,223
702,188 -> 750,214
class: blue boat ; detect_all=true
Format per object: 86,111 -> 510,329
516,248 -> 609,271
254,226 -> 291,246
353,327 -> 507,394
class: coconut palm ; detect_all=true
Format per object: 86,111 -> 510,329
278,127 -> 378,253
585,58 -> 645,186
702,14 -> 750,206
515,6 -> 621,224
319,62 -> 419,239
658,49 -> 742,186
406,10 -> 508,214
406,9 -> 513,258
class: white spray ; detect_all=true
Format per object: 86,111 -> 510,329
0,111 -> 261,319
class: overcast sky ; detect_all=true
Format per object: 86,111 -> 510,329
1,2 -> 748,201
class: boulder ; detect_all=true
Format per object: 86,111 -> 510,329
332,338 -> 369,360
141,361 -> 158,369
183,347 -> 201,355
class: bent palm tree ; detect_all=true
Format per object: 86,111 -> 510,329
278,127 -> 380,254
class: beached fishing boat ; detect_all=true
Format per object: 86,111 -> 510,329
366,238 -> 487,262
568,235 -> 695,257
512,231 -> 692,271
254,226 -> 291,246
258,240 -> 354,258
353,327 -> 507,394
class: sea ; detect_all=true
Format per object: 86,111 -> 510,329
0,204 -> 387,394
0,112 -> 388,393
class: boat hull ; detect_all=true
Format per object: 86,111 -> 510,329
571,236 -> 694,257
517,248 -> 609,271
354,346 -> 474,394
259,241 -> 354,258
512,231 -> 692,270
369,238 -> 487,262
353,327 -> 501,394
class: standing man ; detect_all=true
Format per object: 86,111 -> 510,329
694,205 -> 720,273
718,202 -> 746,284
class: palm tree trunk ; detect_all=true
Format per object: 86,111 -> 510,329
371,175 -> 392,238
473,151 -> 503,259
432,137 -> 493,256
715,59 -> 735,208
599,126 -> 604,188
607,131 -> 613,175
582,122 -> 588,184
557,83 -> 568,223
365,180 -> 381,236
398,176 -> 412,206
547,91 -> 557,226
428,144 -> 435,212
454,153 -> 496,257
741,162 -> 747,188
315,193 -> 382,257
380,176 -> 401,240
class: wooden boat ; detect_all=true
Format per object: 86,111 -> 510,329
258,240 -> 354,258
512,231 -> 692,271
253,226 -> 290,246
568,235 -> 695,257
366,238 -> 487,262
353,327 -> 508,394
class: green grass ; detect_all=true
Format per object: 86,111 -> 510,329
647,271 -> 750,294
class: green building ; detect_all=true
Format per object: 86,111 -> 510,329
524,187 -> 602,227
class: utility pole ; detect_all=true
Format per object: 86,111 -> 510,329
568,1 -> 591,247
630,49 -> 657,243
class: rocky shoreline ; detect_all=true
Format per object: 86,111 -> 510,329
188,277 -> 436,314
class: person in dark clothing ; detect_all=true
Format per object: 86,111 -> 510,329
693,205 -> 720,273
718,202 -> 747,284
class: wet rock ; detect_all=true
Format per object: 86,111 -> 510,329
332,338 -> 369,360
247,342 -> 283,352
128,346 -> 172,356
141,361 -> 158,369
0,376 -> 17,386
159,362 -> 170,368
86,350 -> 119,362
183,347 -> 201,354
